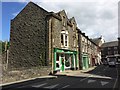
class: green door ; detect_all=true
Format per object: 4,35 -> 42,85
86,57 -> 89,68
83,57 -> 86,69
82,56 -> 89,69
61,56 -> 65,72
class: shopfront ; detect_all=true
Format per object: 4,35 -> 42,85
53,48 -> 78,72
82,53 -> 89,70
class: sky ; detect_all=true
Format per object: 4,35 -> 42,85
1,0 -> 119,42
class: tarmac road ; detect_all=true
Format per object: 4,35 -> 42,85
2,65 -> 119,90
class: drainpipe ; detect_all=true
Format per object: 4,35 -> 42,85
51,18 -> 54,74
78,31 -> 82,70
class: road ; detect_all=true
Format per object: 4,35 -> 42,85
3,65 -> 119,90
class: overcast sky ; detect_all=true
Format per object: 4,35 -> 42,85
1,0 -> 119,42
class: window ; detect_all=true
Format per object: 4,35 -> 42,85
108,51 -> 111,55
61,31 -> 68,47
56,53 -> 60,68
61,34 -> 64,46
114,51 -> 118,54
65,54 -> 70,67
114,47 -> 117,50
65,35 -> 68,46
108,47 -> 111,50
74,39 -> 76,47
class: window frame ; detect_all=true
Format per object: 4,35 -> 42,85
61,31 -> 69,47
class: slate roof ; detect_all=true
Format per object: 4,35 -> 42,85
101,41 -> 118,47
92,37 -> 101,45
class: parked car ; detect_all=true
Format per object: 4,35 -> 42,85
108,59 -> 116,67
103,60 -> 108,65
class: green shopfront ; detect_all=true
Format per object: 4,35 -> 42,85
82,53 -> 89,70
53,48 -> 78,72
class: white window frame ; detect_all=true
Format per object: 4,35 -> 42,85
61,31 -> 69,47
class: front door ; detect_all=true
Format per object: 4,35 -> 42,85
60,54 -> 65,72
83,57 -> 86,69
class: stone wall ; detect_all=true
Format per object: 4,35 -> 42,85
0,52 -> 51,84
2,66 -> 51,84
8,2 -> 50,69
50,13 -> 78,51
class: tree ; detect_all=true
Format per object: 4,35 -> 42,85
0,41 -> 10,54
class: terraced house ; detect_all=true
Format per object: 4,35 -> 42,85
8,2 -> 101,73
48,10 -> 79,72
78,32 -> 103,70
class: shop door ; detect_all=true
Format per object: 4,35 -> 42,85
83,57 -> 86,69
85,57 -> 89,69
60,54 -> 65,72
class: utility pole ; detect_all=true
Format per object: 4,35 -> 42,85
118,37 -> 120,89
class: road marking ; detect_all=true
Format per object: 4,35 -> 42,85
90,75 -> 112,79
100,81 -> 109,86
44,84 -> 59,89
88,79 -> 96,83
80,75 -> 93,82
32,83 -> 47,88
62,85 -> 70,88
113,67 -> 118,89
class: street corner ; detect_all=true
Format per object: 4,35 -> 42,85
53,70 -> 81,77
80,66 -> 97,73
53,71 -> 67,76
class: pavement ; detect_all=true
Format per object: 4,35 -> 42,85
55,66 -> 97,76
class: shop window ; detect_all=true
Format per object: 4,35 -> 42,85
56,53 -> 59,61
56,63 -> 59,68
61,54 -> 64,58
56,53 -> 60,69
65,55 -> 70,67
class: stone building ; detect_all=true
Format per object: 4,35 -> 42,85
92,36 -> 105,65
9,2 -> 50,69
8,2 -> 79,72
101,41 -> 118,63
78,31 -> 100,70
48,10 -> 79,72
118,37 -> 120,63
79,32 -> 90,70
8,2 -> 101,73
